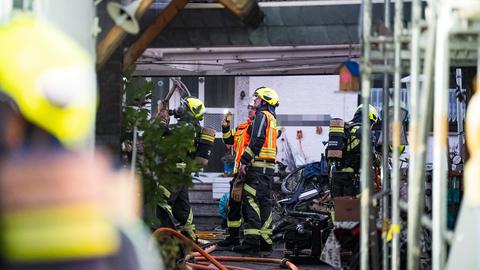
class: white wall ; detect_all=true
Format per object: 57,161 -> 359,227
249,75 -> 358,118
245,75 -> 358,167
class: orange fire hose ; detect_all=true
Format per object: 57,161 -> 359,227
152,227 -> 298,270
152,228 -> 228,270
187,262 -> 253,270
195,256 -> 299,270
190,244 -> 216,257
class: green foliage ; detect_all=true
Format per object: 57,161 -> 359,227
156,235 -> 190,270
121,72 -> 200,269
121,72 -> 198,220
140,119 -> 199,206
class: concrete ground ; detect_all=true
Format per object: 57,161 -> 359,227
202,242 -> 335,270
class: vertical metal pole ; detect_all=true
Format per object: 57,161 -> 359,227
433,2 -> 450,270
385,0 -> 391,29
360,0 -> 372,269
131,125 -> 138,180
381,62 -> 391,270
406,0 -> 422,269
455,68 -> 465,160
391,0 -> 403,269
382,1 -> 391,269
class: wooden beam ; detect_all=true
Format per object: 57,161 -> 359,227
123,0 -> 188,72
96,0 -> 154,70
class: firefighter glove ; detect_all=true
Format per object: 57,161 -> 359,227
231,177 -> 244,202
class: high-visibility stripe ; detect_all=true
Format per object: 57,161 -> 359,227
159,185 -> 171,199
262,213 -> 272,229
223,130 -> 232,139
348,138 -> 360,151
245,147 -> 254,157
260,213 -> 273,244
256,115 -> 266,137
329,127 -> 345,133
179,208 -> 196,241
2,203 -> 119,262
244,229 -> 261,235
243,184 -> 256,196
252,161 -> 275,169
227,219 -> 242,228
246,196 -> 260,217
201,134 -> 215,142
258,111 -> 277,161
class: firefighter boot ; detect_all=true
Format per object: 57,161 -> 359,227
232,241 -> 260,253
217,228 -> 240,247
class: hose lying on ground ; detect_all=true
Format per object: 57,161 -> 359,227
152,228 -> 228,270
189,244 -> 216,258
195,256 -> 299,270
152,227 -> 299,270
187,262 -> 253,270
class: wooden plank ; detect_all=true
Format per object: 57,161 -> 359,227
96,0 -> 154,70
122,0 -> 188,72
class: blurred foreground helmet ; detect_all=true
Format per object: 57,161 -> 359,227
0,15 -> 96,149
254,86 -> 279,107
181,97 -> 206,120
356,104 -> 379,124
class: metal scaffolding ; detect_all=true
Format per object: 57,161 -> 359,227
360,0 -> 479,269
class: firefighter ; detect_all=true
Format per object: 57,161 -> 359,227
0,14 -> 163,270
232,87 -> 279,253
156,97 -> 213,242
330,104 -> 379,198
217,99 -> 257,247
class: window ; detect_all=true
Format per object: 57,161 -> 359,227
370,87 -> 463,132
204,76 -> 234,108
13,0 -> 34,10
180,77 -> 199,98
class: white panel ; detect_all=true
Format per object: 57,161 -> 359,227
36,0 -> 96,58
249,75 -> 358,119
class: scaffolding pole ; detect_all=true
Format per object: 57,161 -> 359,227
406,0 -> 423,269
360,0 -> 372,269
391,0 -> 403,269
432,1 -> 451,269
381,1 -> 391,269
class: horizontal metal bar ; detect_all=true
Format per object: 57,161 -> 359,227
421,215 -> 432,230
371,64 -> 395,73
141,45 -> 360,61
372,189 -> 391,204
369,36 -> 394,43
224,56 -> 350,71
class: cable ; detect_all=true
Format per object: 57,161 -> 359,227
152,228 -> 228,270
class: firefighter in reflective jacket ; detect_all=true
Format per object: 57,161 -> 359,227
217,99 -> 256,247
156,97 -> 214,242
232,87 -> 279,253
331,104 -> 379,198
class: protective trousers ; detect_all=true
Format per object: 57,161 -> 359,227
241,170 -> 273,246
227,179 -> 242,237
331,171 -> 359,198
156,185 -> 196,241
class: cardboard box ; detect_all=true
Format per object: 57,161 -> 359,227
334,196 -> 360,222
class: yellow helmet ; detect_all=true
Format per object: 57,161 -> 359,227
356,104 -> 379,124
182,97 -> 206,120
389,144 -> 406,154
254,87 -> 279,107
0,15 -> 96,150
